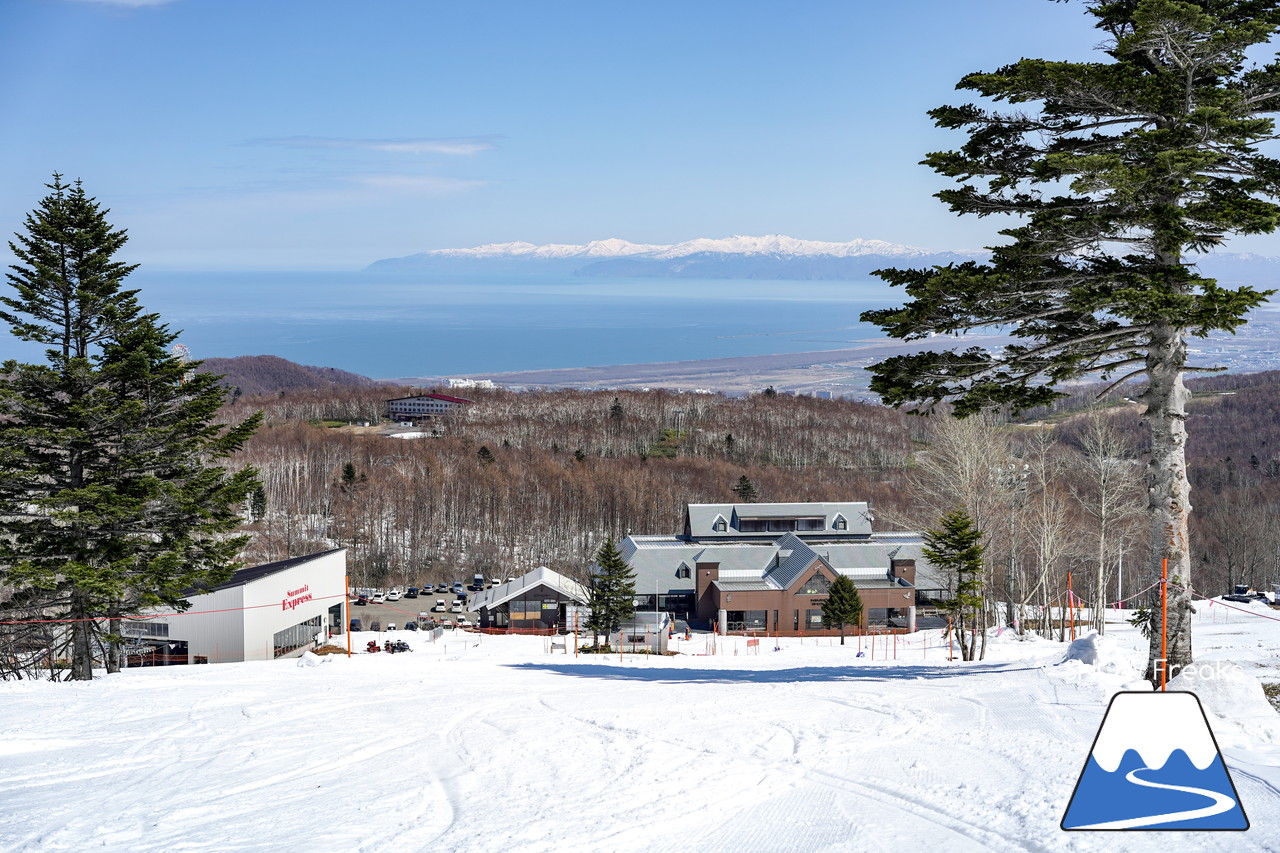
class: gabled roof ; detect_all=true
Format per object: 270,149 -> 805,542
467,566 -> 588,611
765,534 -> 824,589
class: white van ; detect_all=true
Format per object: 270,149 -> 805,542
432,599 -> 446,613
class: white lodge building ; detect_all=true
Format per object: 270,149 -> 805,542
125,550 -> 347,666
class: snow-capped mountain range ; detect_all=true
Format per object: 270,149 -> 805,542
365,234 -> 970,279
365,234 -> 1280,284
417,235 -> 938,260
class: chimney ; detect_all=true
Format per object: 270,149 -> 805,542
891,558 -> 916,585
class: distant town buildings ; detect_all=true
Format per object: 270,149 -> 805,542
446,378 -> 496,389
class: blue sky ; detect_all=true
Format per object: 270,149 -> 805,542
4,0 -> 1278,270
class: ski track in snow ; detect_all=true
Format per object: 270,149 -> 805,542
2,622 -> 1279,852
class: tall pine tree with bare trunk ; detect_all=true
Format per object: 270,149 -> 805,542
860,1 -> 1280,683
0,176 -> 262,680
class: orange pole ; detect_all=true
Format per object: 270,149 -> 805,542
1067,572 -> 1075,641
1161,557 -> 1169,691
345,575 -> 351,658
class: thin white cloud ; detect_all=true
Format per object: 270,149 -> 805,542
255,137 -> 498,156
348,174 -> 492,194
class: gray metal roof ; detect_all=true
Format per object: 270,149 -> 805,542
468,566 -> 588,612
764,533 -> 822,589
685,502 -> 873,538
614,503 -> 944,598
712,580 -> 776,592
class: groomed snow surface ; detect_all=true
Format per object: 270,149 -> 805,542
3,603 -> 1279,852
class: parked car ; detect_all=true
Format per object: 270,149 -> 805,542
350,618 -> 363,631
387,622 -> 397,631
457,616 -> 471,627
406,587 -> 419,598
387,590 -> 402,602
450,601 -> 463,613
404,621 -> 418,631
432,599 -> 447,612
371,620 -> 382,632
418,611 -> 431,620
354,596 -> 368,606
373,592 -> 386,603
451,582 -> 464,594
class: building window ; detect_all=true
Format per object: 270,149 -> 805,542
799,572 -> 831,595
273,615 -> 322,658
796,518 -> 825,531
122,620 -> 170,638
713,517 -> 727,531
739,519 -> 768,532
725,610 -> 767,632
833,516 -> 847,531
805,608 -> 825,628
677,566 -> 691,579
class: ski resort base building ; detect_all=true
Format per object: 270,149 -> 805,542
124,549 -> 348,666
468,567 -> 589,632
616,503 -> 947,636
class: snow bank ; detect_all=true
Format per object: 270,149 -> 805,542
1065,633 -> 1099,665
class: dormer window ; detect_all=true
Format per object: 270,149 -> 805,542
677,565 -> 691,579
713,516 -> 727,532
833,514 -> 847,531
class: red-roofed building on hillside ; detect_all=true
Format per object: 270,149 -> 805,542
387,393 -> 473,422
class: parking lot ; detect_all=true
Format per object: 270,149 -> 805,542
346,589 -> 477,633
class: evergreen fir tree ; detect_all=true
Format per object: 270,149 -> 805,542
477,445 -> 494,465
250,485 -> 268,523
821,574 -> 864,645
0,176 -> 262,681
859,0 -> 1280,682
609,396 -> 624,420
922,509 -> 986,661
732,475 -> 758,503
584,538 -> 636,646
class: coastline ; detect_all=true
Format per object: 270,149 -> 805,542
385,334 -> 1008,396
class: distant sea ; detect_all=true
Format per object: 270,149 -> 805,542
0,271 -> 902,380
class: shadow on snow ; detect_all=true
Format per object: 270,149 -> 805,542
506,660 -> 1041,685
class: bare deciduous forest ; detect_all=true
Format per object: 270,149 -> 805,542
219,375 -> 1280,623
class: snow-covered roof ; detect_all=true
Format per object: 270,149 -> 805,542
468,566 -> 588,611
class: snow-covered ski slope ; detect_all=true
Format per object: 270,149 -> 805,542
3,605 -> 1279,852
